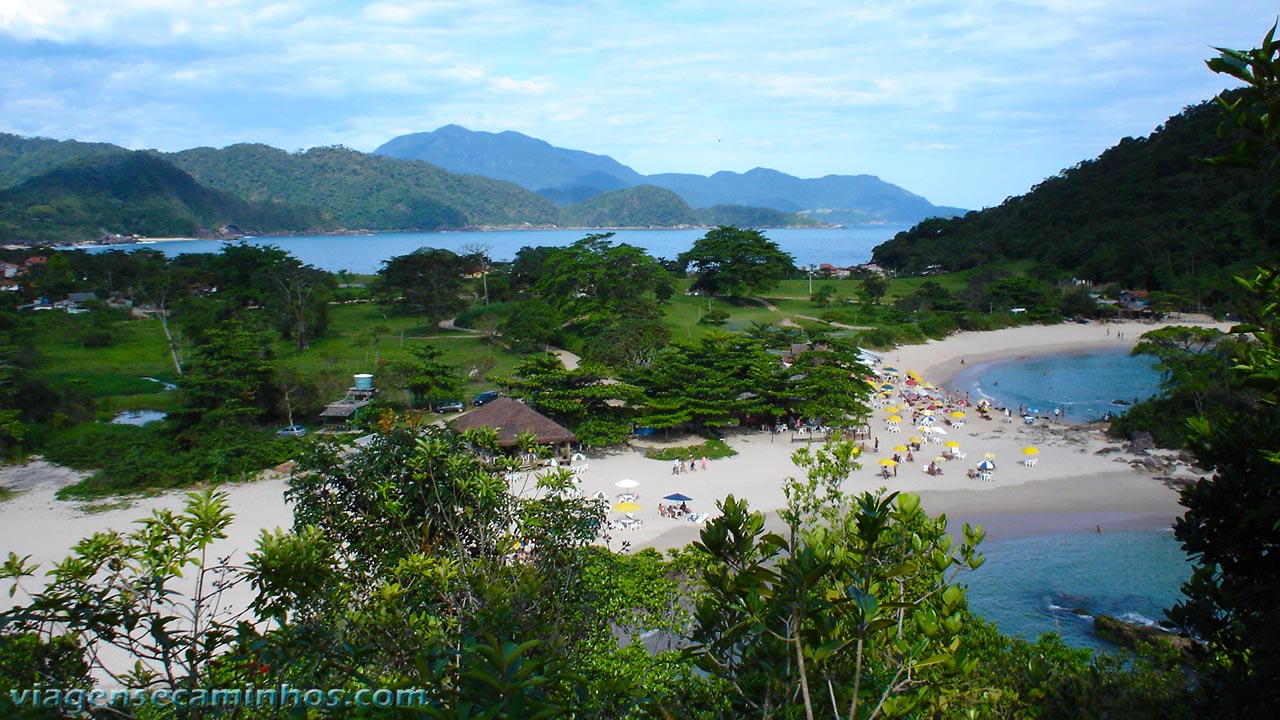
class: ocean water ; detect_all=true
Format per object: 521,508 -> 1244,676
946,348 -> 1188,649
82,225 -> 910,274
964,529 -> 1190,650
949,347 -> 1163,422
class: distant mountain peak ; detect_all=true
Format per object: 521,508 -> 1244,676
375,127 -> 964,223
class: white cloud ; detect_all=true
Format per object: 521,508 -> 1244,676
0,0 -> 1276,208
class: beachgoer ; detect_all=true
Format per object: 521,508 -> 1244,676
689,459 -> 697,472
680,502 -> 689,514
1096,525 -> 1102,533
906,451 -> 914,462
672,460 -> 679,475
701,455 -> 708,470
874,437 -> 879,452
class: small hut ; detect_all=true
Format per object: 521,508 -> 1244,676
450,397 -> 576,459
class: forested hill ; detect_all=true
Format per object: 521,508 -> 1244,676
872,95 -> 1279,304
166,144 -> 562,230
0,151 -> 332,243
557,185 -> 820,228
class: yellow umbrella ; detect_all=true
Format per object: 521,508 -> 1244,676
883,405 -> 900,414
893,444 -> 909,452
612,500 -> 642,513
879,458 -> 898,467
933,456 -> 946,463
910,436 -> 924,444
1021,446 -> 1040,456
887,415 -> 903,423
950,411 -> 966,418
982,452 -> 998,459
921,382 -> 935,389
921,409 -> 934,416
945,440 -> 961,448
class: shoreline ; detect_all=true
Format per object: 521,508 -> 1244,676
1,317 -> 1229,573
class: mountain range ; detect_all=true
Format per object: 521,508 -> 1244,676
374,125 -> 966,224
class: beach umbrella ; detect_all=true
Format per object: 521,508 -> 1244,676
910,435 -> 923,444
917,425 -> 933,434
887,415 -> 903,423
944,440 -> 961,448
918,414 -> 935,424
612,500 -> 642,513
879,458 -> 898,467
591,491 -> 608,500
950,411 -> 966,418
933,456 -> 946,463
982,452 -> 997,459
931,426 -> 947,435
976,460 -> 996,471
663,492 -> 694,502
883,405 -> 900,413
905,378 -> 918,386
893,444 -> 909,453
1021,446 -> 1039,456
883,366 -> 899,374
615,478 -> 639,488
880,383 -> 896,390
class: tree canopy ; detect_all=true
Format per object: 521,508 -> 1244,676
679,226 -> 797,298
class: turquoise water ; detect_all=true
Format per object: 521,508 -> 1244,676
948,348 -> 1187,649
83,225 -> 910,274
949,347 -> 1163,422
964,529 -> 1190,650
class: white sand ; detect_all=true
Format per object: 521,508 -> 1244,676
0,317 -> 1230,587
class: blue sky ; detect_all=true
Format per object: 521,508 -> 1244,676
0,1 -> 1275,210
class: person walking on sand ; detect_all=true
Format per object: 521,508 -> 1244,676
672,459 -> 680,475
700,456 -> 708,470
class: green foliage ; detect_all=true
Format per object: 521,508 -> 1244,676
0,632 -> 92,719
871,96 -> 1277,310
642,438 -> 737,462
500,353 -> 641,446
391,342 -> 463,408
679,226 -> 797,298
373,246 -> 475,322
1,491 -> 240,697
561,185 -> 698,226
0,151 -> 330,243
689,442 -> 986,719
627,332 -> 780,430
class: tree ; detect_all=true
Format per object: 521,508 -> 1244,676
678,226 -> 796,298
500,353 -> 642,446
374,247 -> 472,323
689,439 -> 984,719
169,318 -> 276,434
392,342 -> 462,408
1157,27 -> 1280,715
535,233 -> 672,316
860,272 -> 890,306
628,332 -> 780,431
783,342 -> 873,424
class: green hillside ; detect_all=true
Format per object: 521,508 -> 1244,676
560,185 -> 699,226
0,151 -> 331,243
167,144 -> 562,230
872,94 -> 1279,308
0,133 -> 129,189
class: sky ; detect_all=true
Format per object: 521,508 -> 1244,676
0,1 -> 1276,210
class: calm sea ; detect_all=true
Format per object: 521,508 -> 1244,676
949,347 -> 1163,422
82,225 -> 910,274
948,349 -> 1188,649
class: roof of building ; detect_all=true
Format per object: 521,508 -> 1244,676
449,397 -> 576,447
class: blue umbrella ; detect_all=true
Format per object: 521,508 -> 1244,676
664,492 -> 694,502
976,460 -> 996,471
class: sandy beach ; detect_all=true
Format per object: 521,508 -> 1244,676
0,316 -> 1232,606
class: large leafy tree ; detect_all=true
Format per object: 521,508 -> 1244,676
500,353 -> 642,446
1158,26 -> 1280,715
535,233 -> 673,316
392,342 -> 463,408
628,332 -> 780,430
678,225 -> 796,298
690,440 -> 985,719
374,247 -> 474,323
782,342 -> 873,424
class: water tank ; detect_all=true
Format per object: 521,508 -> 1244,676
353,373 -> 373,390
